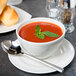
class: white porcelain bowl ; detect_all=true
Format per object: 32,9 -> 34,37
16,17 -> 65,59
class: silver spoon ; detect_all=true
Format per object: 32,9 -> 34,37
1,40 -> 64,73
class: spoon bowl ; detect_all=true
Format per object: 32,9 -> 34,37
1,40 -> 21,54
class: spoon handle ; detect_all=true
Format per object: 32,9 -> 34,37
23,52 -> 64,73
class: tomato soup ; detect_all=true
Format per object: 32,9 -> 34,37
19,22 -> 63,43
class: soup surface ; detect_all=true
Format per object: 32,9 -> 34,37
19,22 -> 63,43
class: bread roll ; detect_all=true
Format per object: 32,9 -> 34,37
0,6 -> 19,27
0,6 -> 19,26
0,0 -> 8,14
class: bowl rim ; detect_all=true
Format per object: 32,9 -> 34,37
16,17 -> 65,45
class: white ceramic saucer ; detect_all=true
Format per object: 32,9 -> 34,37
8,38 -> 75,74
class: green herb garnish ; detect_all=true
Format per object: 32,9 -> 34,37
35,25 -> 59,39
35,25 -> 44,39
42,31 -> 59,37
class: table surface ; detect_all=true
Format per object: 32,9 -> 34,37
0,0 -> 76,76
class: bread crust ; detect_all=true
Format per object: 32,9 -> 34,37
0,0 -> 8,14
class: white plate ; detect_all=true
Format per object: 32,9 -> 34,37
0,6 -> 32,34
8,38 -> 75,74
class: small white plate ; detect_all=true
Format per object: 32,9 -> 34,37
0,6 -> 32,34
8,38 -> 75,74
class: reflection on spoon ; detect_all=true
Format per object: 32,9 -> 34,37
1,40 -> 64,73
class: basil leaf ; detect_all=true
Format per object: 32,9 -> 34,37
42,31 -> 59,37
35,25 -> 44,39
35,32 -> 45,39
35,25 -> 41,33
